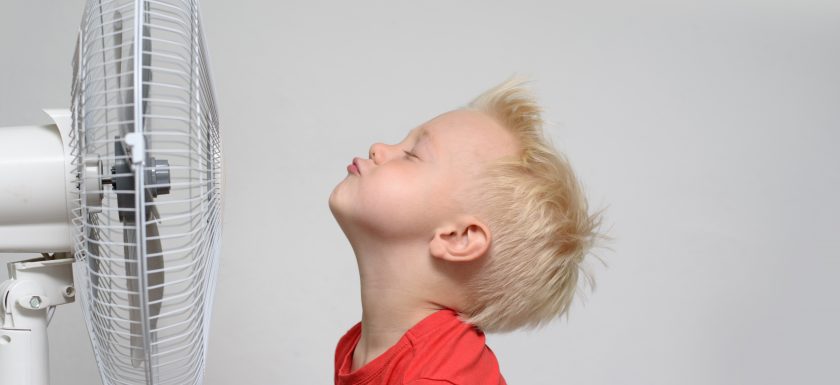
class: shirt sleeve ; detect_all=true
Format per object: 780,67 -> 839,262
406,380 -> 457,385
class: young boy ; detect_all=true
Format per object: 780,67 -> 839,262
328,77 -> 606,384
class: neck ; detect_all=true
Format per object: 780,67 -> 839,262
350,239 -> 445,372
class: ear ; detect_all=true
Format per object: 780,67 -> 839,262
429,216 -> 491,263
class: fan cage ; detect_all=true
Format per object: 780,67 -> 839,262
68,0 -> 222,384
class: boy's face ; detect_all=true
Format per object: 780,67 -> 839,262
329,109 -> 519,243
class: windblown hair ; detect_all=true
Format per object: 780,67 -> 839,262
456,76 -> 610,333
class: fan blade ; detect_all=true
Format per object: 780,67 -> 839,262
113,9 -> 152,140
146,204 -> 165,334
126,204 -> 164,368
86,214 -> 101,301
123,224 -> 139,366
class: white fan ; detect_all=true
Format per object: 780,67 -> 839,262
0,0 -> 223,384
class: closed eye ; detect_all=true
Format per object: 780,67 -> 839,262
403,150 -> 419,160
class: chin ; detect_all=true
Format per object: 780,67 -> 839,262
328,186 -> 342,217
328,183 -> 356,223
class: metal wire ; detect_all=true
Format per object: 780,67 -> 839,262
69,1 -> 222,384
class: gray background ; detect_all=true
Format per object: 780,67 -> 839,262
2,0 -> 839,384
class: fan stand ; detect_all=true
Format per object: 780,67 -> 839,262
0,254 -> 76,385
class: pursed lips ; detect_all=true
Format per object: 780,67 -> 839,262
349,157 -> 362,175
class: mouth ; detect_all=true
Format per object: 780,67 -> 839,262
347,158 -> 360,175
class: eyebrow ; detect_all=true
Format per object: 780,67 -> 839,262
413,127 -> 430,141
413,127 -> 437,159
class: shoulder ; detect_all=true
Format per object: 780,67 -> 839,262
402,310 -> 506,385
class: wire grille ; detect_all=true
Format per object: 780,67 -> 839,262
69,1 -> 222,384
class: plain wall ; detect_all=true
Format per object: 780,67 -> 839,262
1,1 -> 838,384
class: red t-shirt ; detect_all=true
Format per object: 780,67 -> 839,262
334,308 -> 507,385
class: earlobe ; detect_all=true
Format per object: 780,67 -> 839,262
429,217 -> 491,263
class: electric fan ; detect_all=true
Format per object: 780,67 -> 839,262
0,0 -> 223,384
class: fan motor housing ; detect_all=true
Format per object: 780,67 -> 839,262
0,111 -> 74,253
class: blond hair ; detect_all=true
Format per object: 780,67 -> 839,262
457,76 -> 610,333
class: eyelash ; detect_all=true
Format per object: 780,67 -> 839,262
403,150 -> 419,159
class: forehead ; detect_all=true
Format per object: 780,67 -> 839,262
413,109 -> 519,163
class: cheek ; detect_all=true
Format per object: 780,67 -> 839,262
354,169 -> 440,233
359,169 -> 422,210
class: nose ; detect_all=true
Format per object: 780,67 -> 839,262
368,142 -> 393,164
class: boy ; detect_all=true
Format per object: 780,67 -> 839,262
328,77 -> 606,384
